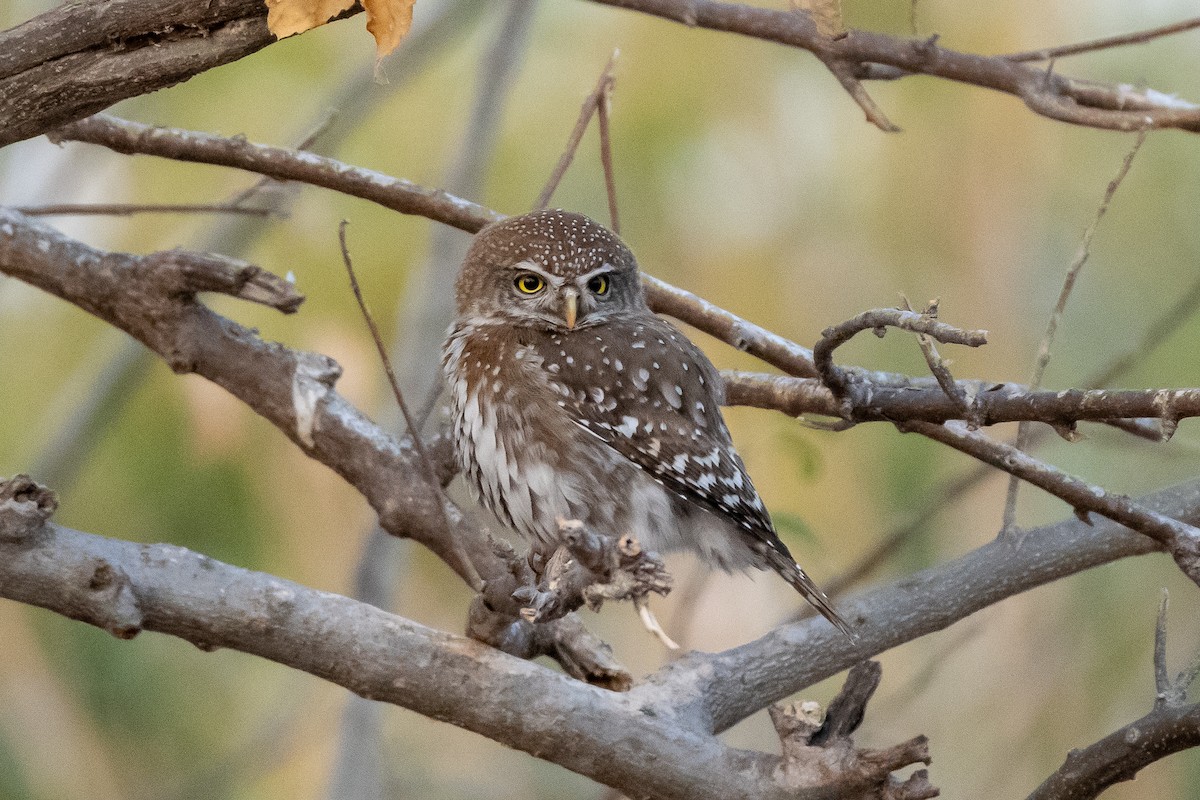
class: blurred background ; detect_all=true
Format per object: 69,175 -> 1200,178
2,0 -> 1200,797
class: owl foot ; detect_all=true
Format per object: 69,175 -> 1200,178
634,597 -> 679,650
511,519 -> 673,624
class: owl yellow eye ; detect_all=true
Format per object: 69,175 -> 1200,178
514,274 -> 545,295
587,274 -> 610,296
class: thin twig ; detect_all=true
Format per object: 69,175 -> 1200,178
394,0 -> 538,439
810,268 -> 1200,608
813,307 -> 988,403
901,296 -> 976,423
823,58 -> 901,133
1154,589 -> 1171,707
909,420 -> 1200,588
1001,129 -> 1148,534
596,48 -> 621,234
534,51 -> 619,210
13,203 -> 272,217
225,113 -> 336,208
337,221 -> 482,590
1028,592 -> 1200,800
1005,17 -> 1200,62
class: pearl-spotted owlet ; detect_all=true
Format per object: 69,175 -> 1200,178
443,209 -> 851,635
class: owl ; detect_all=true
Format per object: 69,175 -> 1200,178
442,209 -> 852,636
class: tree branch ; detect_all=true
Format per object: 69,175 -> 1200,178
1027,595 -> 1200,800
724,371 -> 1200,431
908,420 -> 1200,587
0,0 -> 278,147
653,476 -> 1200,735
2,471 -> 1193,789
584,0 -> 1200,132
0,475 -> 929,800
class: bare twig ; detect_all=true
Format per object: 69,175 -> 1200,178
534,51 -> 620,211
1005,17 -> 1200,62
822,58 -> 901,132
1002,129 -> 1148,534
1028,593 -> 1200,800
395,0 -> 538,436
908,420 -> 1200,587
584,0 -> 1200,132
813,307 -> 988,405
338,221 -> 482,590
596,49 -> 621,233
723,373 -> 1200,428
902,296 -> 977,424
50,115 -> 504,235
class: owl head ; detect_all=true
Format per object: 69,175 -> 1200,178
454,209 -> 648,331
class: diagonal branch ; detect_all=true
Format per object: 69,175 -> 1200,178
908,420 -> 1200,587
583,0 -> 1200,132
812,307 -> 988,408
653,476 -> 1200,735
48,115 -> 504,235
1004,16 -> 1200,62
1027,594 -> 1200,800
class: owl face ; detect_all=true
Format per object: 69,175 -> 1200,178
455,209 -> 647,331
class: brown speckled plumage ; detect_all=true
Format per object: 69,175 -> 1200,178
442,209 -> 851,635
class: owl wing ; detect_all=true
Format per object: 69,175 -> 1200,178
525,316 -> 783,549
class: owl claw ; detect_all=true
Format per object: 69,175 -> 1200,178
635,597 -> 679,650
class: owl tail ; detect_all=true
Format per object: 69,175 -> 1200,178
765,548 -> 856,639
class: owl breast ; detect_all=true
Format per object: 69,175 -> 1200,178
442,320 -> 762,570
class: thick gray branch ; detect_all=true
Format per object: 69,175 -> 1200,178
0,0 -> 279,147
0,495 -> 917,800
647,479 -> 1200,734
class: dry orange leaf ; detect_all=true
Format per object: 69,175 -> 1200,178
364,0 -> 415,59
264,0 -> 415,59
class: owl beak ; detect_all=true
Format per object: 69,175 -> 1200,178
563,289 -> 578,329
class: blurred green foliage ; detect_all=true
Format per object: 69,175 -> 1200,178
3,0 -> 1200,798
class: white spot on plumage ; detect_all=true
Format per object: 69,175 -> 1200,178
616,415 -> 640,437
660,380 -> 683,410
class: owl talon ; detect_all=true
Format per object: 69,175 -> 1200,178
635,597 -> 679,650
